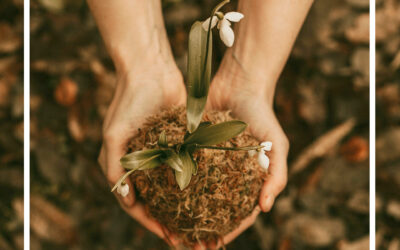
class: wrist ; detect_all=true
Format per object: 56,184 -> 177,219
215,50 -> 276,105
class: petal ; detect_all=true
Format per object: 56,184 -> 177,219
219,19 -> 235,47
225,12 -> 244,22
260,141 -> 273,152
202,16 -> 218,31
121,184 -> 130,197
248,150 -> 257,157
257,152 -> 270,171
117,183 -> 130,197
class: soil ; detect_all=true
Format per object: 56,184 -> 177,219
127,106 -> 266,246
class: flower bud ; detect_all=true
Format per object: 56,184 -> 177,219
117,183 -> 130,197
248,150 -> 257,157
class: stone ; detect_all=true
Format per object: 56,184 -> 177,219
347,190 -> 369,214
386,200 -> 400,220
285,214 -> 345,247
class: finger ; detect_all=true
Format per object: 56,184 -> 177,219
259,138 -> 288,212
105,136 -> 135,207
212,206 -> 261,249
161,225 -> 181,247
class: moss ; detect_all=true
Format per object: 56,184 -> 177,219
127,106 -> 265,246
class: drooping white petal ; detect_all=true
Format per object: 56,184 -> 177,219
117,183 -> 130,197
260,141 -> 273,152
219,18 -> 235,47
257,152 -> 270,171
248,150 -> 257,157
202,16 -> 218,31
225,12 -> 244,22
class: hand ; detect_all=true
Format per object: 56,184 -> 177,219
97,63 -> 186,246
205,60 -> 289,248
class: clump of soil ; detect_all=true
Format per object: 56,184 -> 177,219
127,106 -> 266,246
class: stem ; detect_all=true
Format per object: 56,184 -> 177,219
201,0 -> 230,90
194,144 -> 264,151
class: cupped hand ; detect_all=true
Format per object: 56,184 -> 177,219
204,64 -> 289,249
97,64 -> 186,246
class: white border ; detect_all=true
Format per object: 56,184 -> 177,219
23,0 -> 30,248
369,0 -> 376,249
21,1 -> 377,249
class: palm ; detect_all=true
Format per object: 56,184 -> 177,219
205,79 -> 289,248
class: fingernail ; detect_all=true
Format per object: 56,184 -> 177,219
262,195 -> 275,212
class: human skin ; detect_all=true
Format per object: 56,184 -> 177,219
86,0 -> 185,245
87,0 -> 313,248
205,0 -> 314,247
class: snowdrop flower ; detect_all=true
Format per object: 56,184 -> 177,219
202,12 -> 244,47
117,182 -> 129,197
257,141 -> 272,170
260,141 -> 273,152
248,150 -> 257,157
258,152 -> 270,171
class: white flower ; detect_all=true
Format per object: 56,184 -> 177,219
257,152 -> 270,171
117,182 -> 129,197
260,141 -> 273,152
202,12 -> 244,47
248,150 -> 257,157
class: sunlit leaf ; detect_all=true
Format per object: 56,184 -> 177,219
120,149 -> 163,170
175,149 -> 195,190
183,120 -> 247,146
158,131 -> 168,147
163,150 -> 183,172
186,21 -> 213,133
184,121 -> 212,141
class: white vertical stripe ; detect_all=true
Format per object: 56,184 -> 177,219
369,0 -> 376,249
23,0 -> 30,248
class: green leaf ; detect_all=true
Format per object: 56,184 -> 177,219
175,150 -> 195,190
184,121 -> 212,141
163,150 -> 183,172
186,21 -> 213,133
120,149 -> 163,170
183,120 -> 247,146
158,131 -> 168,147
113,153 -> 162,192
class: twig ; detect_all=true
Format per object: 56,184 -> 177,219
290,118 -> 356,175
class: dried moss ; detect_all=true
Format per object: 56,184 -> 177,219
127,106 -> 266,246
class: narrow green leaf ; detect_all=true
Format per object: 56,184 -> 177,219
120,149 -> 163,170
186,21 -> 213,133
175,150 -> 195,190
183,120 -> 247,146
163,150 -> 183,172
158,131 -> 168,147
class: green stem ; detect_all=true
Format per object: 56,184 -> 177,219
194,144 -> 263,151
201,0 -> 230,92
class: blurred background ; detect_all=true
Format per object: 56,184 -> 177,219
0,0 -> 24,249
26,0 -> 392,249
376,0 -> 400,249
